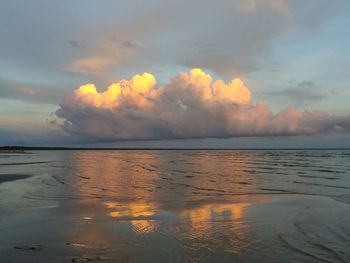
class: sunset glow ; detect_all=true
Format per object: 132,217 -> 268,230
55,68 -> 350,141
70,68 -> 250,110
2,2 -> 350,262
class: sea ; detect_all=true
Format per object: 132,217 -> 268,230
1,150 -> 350,262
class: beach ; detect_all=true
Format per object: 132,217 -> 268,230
1,150 -> 350,262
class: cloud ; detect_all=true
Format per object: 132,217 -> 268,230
55,68 -> 350,141
235,0 -> 288,15
69,40 -> 87,51
0,79 -> 60,104
174,0 -> 291,77
174,0 -> 347,78
264,81 -> 327,106
65,37 -> 139,80
67,57 -> 116,77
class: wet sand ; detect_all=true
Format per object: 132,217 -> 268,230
0,174 -> 32,183
0,150 -> 350,262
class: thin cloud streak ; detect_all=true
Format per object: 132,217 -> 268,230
0,79 -> 61,104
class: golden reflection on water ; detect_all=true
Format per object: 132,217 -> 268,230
106,201 -> 158,234
104,199 -> 252,240
71,150 -> 162,199
182,202 -> 250,224
71,150 -> 255,200
70,150 -> 257,251
173,202 -> 253,255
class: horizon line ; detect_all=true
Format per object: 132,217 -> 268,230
1,146 -> 350,151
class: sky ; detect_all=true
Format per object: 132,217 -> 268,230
1,0 -> 350,148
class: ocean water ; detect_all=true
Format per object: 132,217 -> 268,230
0,150 -> 350,262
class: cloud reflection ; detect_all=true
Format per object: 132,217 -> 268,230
68,150 -> 259,251
106,201 -> 157,234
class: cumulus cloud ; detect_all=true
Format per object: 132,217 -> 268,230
55,68 -> 350,141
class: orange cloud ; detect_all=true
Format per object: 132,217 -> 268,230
56,68 -> 350,141
72,72 -> 156,109
67,68 -> 250,110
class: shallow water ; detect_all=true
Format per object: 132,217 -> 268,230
0,150 -> 350,262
